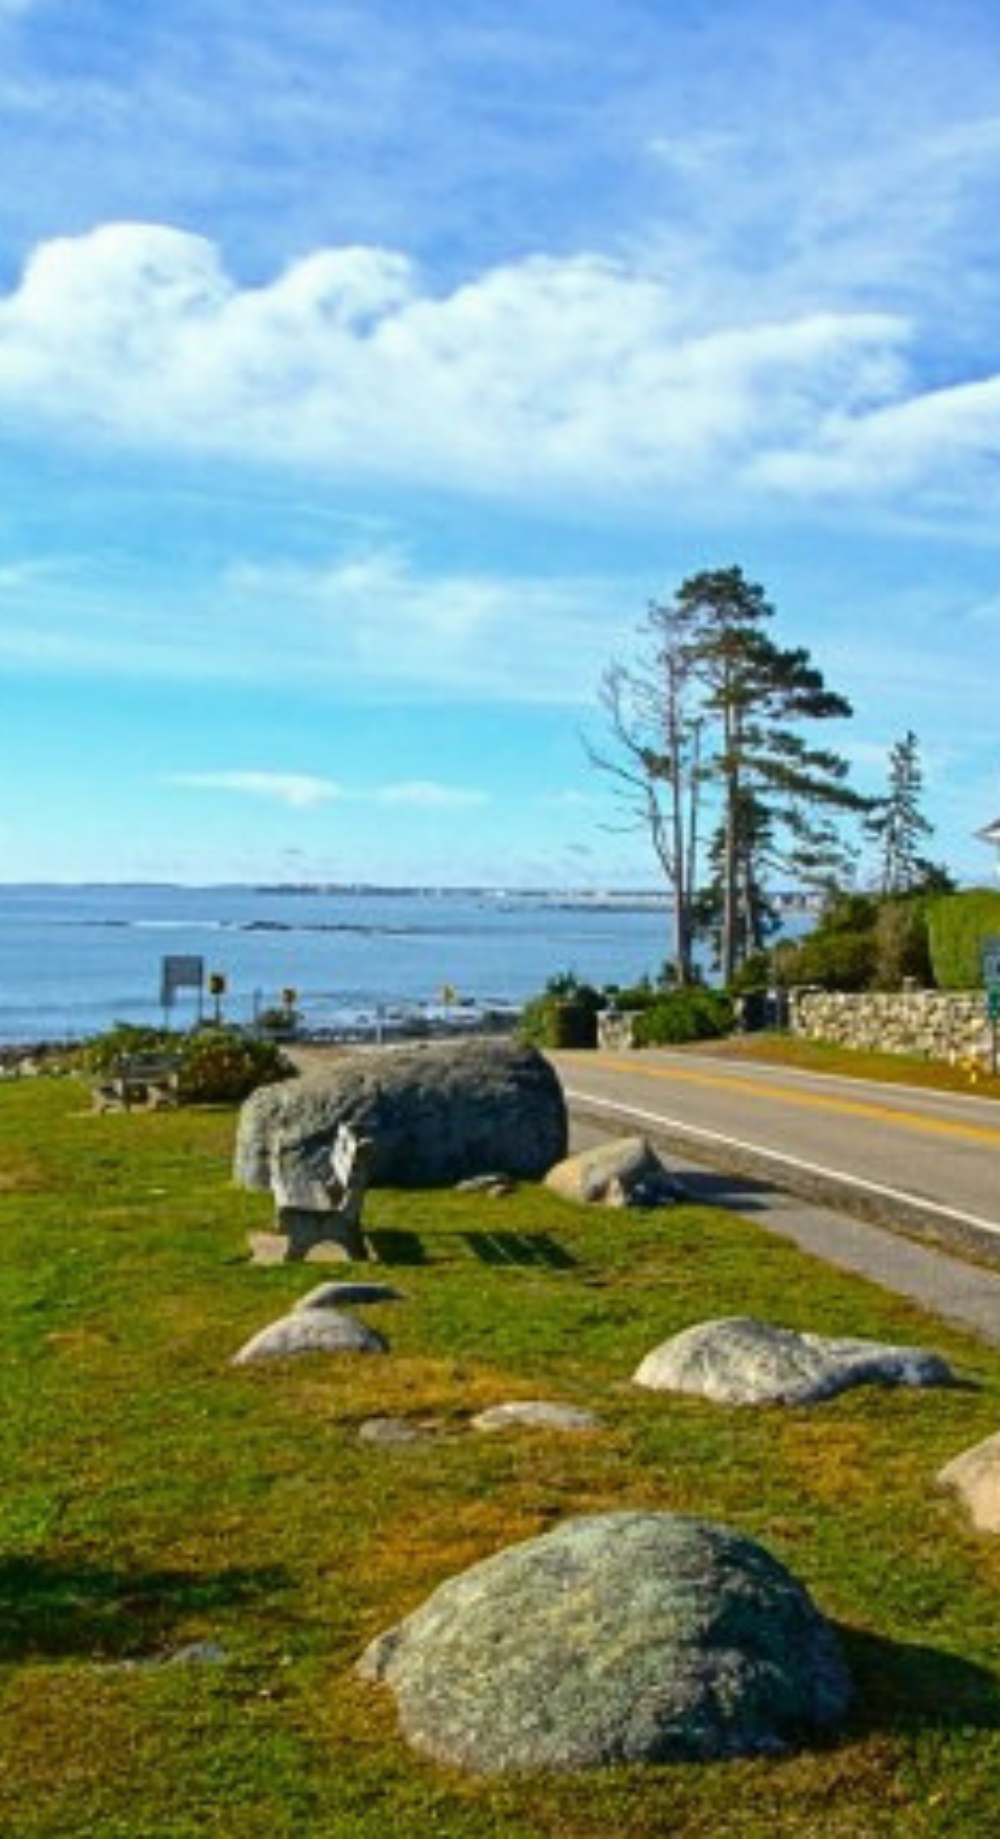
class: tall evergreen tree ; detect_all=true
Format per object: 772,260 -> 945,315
866,731 -> 936,894
671,568 -> 866,982
592,566 -> 867,984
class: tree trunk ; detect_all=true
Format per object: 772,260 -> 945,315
720,696 -> 740,986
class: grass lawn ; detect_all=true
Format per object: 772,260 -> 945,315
2,1077 -> 1000,1837
684,1032 -> 1000,1101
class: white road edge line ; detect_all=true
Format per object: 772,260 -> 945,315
563,1087 -> 1000,1241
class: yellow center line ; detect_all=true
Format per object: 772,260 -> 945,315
563,1053 -> 1000,1149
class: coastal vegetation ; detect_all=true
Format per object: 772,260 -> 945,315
519,973 -> 732,1049
3,1078 -> 1000,1833
83,1021 -> 294,1104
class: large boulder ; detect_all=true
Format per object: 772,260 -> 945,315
545,1135 -> 677,1207
358,1511 -> 850,1773
938,1430 -> 1000,1532
234,1039 -> 567,1192
634,1315 -> 954,1407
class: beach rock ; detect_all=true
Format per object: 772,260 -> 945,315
634,1315 -> 954,1406
358,1511 -> 850,1773
232,1309 -> 388,1364
294,1280 -> 402,1310
938,1430 -> 1000,1532
471,1400 -> 601,1433
545,1136 -> 677,1208
234,1038 -> 567,1192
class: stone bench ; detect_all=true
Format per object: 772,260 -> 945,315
261,1122 -> 375,1262
92,1052 -> 183,1112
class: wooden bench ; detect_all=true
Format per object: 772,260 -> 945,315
269,1122 -> 375,1261
92,1052 -> 183,1112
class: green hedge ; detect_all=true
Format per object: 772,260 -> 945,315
630,988 -> 733,1046
927,889 -> 1000,989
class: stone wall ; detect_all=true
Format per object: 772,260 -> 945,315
789,988 -> 993,1066
597,1010 -> 640,1051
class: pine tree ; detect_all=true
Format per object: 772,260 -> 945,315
591,566 -> 867,984
671,568 -> 866,982
866,731 -> 935,895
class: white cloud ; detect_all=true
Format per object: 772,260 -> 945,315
754,369 -> 1000,504
167,769 -> 487,809
168,770 -> 343,807
12,218 -> 1000,517
373,781 -> 488,809
217,544 -> 627,701
0,529 -> 632,701
0,222 -> 915,508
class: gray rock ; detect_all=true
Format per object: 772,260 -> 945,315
938,1430 -> 1000,1532
358,1511 -> 849,1772
471,1400 -> 601,1433
455,1172 -> 517,1196
634,1315 -> 954,1406
105,1640 -> 229,1674
294,1281 -> 402,1311
234,1038 -> 566,1192
545,1136 -> 677,1207
358,1417 -> 435,1446
232,1309 -> 388,1364
160,1640 -> 229,1668
247,1231 -> 291,1266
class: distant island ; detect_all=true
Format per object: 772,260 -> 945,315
252,883 -> 825,913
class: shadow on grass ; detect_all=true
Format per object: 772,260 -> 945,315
462,1231 -> 576,1269
837,1622 -> 1000,1736
366,1228 -> 429,1265
0,1555 -> 289,1662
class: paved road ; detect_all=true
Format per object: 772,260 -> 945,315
553,1048 -> 1000,1265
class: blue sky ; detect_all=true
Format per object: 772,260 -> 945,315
1,0 -> 999,886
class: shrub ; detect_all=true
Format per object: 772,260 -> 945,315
872,899 -> 933,990
175,1028 -> 294,1104
256,1005 -> 301,1037
927,889 -> 1000,989
783,928 -> 878,991
631,988 -> 733,1046
772,892 -> 880,992
83,1022 -> 294,1104
727,950 -> 774,996
82,1022 -> 176,1075
519,975 -> 602,1049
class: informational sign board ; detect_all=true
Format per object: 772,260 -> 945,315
980,937 -> 1000,987
160,955 -> 205,1011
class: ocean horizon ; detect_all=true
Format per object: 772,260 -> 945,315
0,881 -> 686,1044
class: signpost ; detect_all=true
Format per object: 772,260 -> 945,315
160,955 -> 205,1027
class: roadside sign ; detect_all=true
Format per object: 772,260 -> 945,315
981,936 -> 1000,985
160,955 -> 204,1008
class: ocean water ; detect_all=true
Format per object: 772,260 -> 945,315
0,884 -> 675,1043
